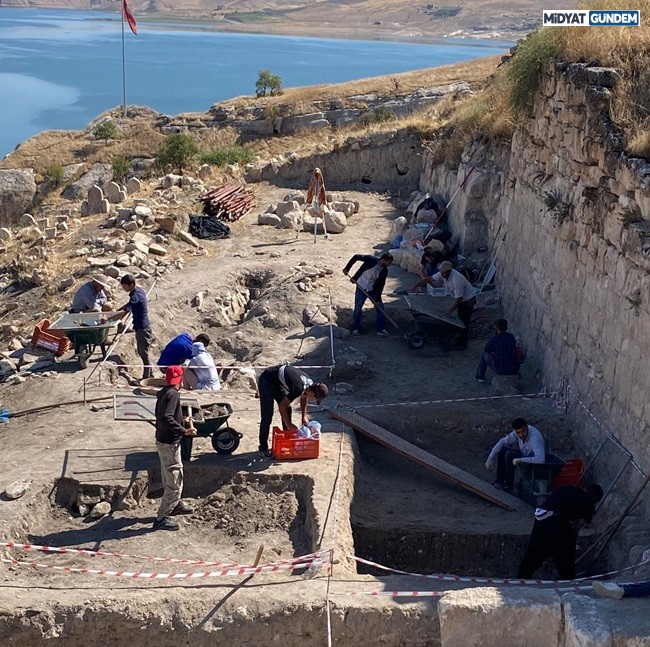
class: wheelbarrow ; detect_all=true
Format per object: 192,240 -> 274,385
180,402 -> 242,460
113,394 -> 242,461
403,293 -> 465,350
49,312 -> 116,368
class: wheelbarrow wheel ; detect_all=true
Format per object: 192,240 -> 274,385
408,333 -> 425,349
211,428 -> 241,455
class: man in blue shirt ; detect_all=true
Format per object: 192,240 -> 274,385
69,275 -> 112,313
475,318 -> 520,382
157,332 -> 194,371
104,274 -> 153,380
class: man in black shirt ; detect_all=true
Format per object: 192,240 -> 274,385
153,365 -> 195,531
517,484 -> 603,580
257,364 -> 329,459
475,319 -> 520,382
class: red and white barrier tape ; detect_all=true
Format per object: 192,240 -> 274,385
0,556 -> 325,580
352,391 -> 556,410
336,585 -> 593,598
352,555 -> 650,586
0,541 -> 329,569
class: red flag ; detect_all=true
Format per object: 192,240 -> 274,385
123,0 -> 138,35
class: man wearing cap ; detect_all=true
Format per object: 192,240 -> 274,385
153,365 -> 196,531
69,275 -> 112,313
410,260 -> 478,349
257,364 -> 329,459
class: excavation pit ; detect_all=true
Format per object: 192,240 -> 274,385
12,466 -> 318,587
350,400 -> 578,579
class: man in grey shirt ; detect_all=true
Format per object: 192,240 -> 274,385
485,417 -> 545,491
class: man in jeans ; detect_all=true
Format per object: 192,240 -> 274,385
343,252 -> 393,337
153,365 -> 195,531
475,318 -> 520,382
104,274 -> 153,380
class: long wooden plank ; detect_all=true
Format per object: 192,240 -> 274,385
326,406 -> 525,511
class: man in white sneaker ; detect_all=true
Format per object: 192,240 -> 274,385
593,580 -> 650,599
343,252 -> 393,337
152,365 -> 196,531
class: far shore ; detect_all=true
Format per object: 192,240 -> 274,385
1,5 -> 520,46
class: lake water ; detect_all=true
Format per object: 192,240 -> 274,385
0,7 -> 512,159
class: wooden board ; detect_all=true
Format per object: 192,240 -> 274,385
326,406 -> 525,511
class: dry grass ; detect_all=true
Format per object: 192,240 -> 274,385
558,0 -> 650,156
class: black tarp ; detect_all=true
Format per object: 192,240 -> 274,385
189,215 -> 231,240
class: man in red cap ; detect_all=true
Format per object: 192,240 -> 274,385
153,365 -> 195,531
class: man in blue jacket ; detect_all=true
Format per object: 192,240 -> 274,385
343,252 -> 393,336
475,318 -> 520,382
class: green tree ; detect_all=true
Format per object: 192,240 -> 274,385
155,133 -> 199,173
44,163 -> 64,187
255,69 -> 283,97
94,120 -> 118,142
112,156 -> 131,182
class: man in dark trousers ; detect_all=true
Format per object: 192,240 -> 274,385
104,274 -> 153,380
343,252 -> 393,336
257,364 -> 329,459
152,365 -> 195,531
518,484 -> 603,580
475,318 -> 521,382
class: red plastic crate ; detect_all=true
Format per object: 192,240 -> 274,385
31,319 -> 71,356
272,426 -> 319,460
552,458 -> 585,489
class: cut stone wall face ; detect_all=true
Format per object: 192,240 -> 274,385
420,63 -> 650,476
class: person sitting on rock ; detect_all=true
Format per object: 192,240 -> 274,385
485,418 -> 545,492
475,318 -> 521,383
183,334 -> 220,391
69,275 -> 112,313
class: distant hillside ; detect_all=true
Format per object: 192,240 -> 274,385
0,0 -> 562,40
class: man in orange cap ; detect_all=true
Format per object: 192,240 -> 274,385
152,365 -> 195,531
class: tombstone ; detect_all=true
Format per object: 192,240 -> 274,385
126,177 -> 142,194
105,181 -> 126,204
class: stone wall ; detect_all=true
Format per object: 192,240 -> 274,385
245,127 -> 423,191
419,63 -> 650,473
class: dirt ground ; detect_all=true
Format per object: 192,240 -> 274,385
0,182 -> 585,626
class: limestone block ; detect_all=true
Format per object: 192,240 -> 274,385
126,177 -> 142,194
45,227 -> 57,240
122,221 -> 138,232
279,210 -> 302,230
491,374 -> 521,396
31,268 -> 48,287
0,169 -> 37,225
162,174 -> 182,188
330,201 -> 355,217
115,254 -> 130,267
302,214 -> 325,234
19,213 -> 37,227
179,230 -> 199,248
243,164 -> 263,183
58,276 -> 74,290
90,501 -> 111,518
258,213 -> 281,227
125,241 -> 149,255
276,200 -> 300,217
416,208 -> 439,224
438,588 -> 561,647
402,227 -> 427,242
133,205 -> 152,218
149,243 -> 167,256
324,210 -> 347,234
265,204 -> 277,214
283,192 -> 305,205
0,358 -> 17,378
105,266 -> 121,279
4,479 -> 31,500
197,165 -> 211,181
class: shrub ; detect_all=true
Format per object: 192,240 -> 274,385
256,69 -> 283,97
44,163 -> 64,187
200,146 -> 254,167
544,188 -> 573,225
94,120 -> 118,142
155,133 -> 198,173
508,29 -> 561,116
360,105 -> 395,126
112,156 -> 131,182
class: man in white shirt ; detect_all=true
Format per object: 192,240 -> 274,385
410,261 -> 478,349
485,417 -> 546,491
183,334 -> 221,391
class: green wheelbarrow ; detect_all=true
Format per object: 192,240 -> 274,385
180,402 -> 242,460
49,312 -> 116,368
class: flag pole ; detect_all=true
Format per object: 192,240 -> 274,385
121,0 -> 127,118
